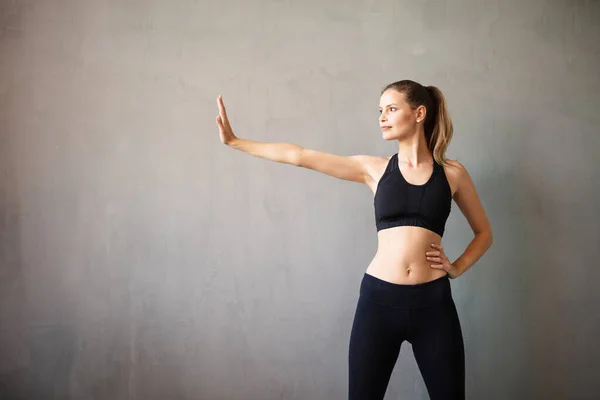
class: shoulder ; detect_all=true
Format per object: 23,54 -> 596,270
349,154 -> 392,172
351,154 -> 393,193
441,159 -> 469,197
348,154 -> 390,164
350,154 -> 392,163
442,159 -> 467,176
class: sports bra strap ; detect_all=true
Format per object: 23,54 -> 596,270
387,153 -> 398,173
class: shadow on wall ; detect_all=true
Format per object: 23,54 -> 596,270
0,130 -> 28,398
513,119 -> 598,399
0,123 -> 77,398
454,115 -> 594,398
457,158 -> 542,399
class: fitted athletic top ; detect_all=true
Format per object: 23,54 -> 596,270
374,153 -> 452,237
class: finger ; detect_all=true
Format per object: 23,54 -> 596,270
427,257 -> 442,263
218,105 -> 231,129
426,251 -> 440,256
217,96 -> 228,117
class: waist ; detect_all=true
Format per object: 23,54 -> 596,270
368,226 -> 447,284
360,272 -> 452,309
374,226 -> 442,261
366,255 -> 448,285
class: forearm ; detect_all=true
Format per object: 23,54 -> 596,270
229,138 -> 303,165
451,232 -> 493,278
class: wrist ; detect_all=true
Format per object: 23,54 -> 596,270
227,136 -> 242,148
448,264 -> 460,279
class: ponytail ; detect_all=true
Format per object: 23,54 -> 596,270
425,86 -> 453,167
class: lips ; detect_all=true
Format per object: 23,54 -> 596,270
381,126 -> 392,130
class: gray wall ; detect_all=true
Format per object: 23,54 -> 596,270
1,0 -> 599,399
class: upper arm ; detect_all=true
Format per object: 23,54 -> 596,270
450,160 -> 493,238
296,148 -> 375,185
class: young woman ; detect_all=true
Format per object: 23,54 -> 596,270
215,80 -> 493,400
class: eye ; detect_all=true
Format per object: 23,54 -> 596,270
390,107 -> 397,111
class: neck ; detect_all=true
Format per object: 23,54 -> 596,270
396,132 -> 432,166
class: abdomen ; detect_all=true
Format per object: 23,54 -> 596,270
366,226 -> 448,284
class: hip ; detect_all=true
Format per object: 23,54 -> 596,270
358,271 -> 453,309
366,253 -> 448,285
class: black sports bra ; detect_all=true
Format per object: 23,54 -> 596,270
374,153 -> 452,237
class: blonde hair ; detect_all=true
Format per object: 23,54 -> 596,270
381,81 -> 454,167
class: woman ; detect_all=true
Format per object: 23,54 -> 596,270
215,80 -> 493,400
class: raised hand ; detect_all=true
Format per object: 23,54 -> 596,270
216,95 -> 237,145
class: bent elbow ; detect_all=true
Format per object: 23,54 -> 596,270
484,230 -> 493,248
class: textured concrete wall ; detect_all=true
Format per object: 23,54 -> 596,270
1,0 -> 599,399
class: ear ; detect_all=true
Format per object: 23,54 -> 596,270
415,105 -> 427,123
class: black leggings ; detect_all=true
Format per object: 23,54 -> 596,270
348,273 -> 465,400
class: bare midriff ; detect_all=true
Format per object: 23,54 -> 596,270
366,226 -> 448,285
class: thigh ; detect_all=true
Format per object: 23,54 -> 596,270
409,298 -> 465,400
348,296 -> 406,400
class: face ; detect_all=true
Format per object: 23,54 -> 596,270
378,89 -> 424,140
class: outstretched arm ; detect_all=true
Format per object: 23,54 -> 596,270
216,95 -> 375,185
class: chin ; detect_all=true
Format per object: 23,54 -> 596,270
382,132 -> 398,141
